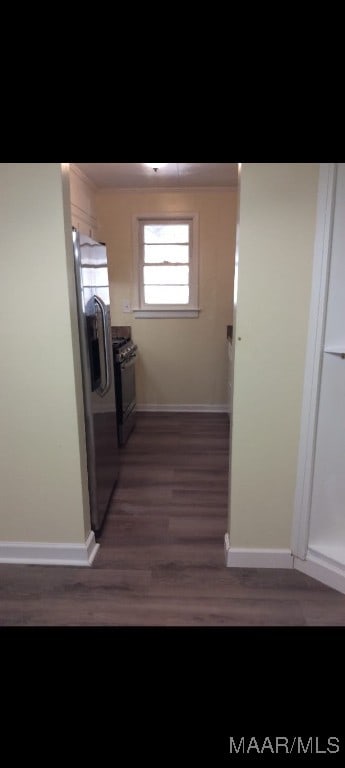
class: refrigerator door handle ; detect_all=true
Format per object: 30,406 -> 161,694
94,295 -> 111,397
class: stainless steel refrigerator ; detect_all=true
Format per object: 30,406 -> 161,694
72,229 -> 119,535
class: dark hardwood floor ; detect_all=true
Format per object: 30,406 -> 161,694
1,412 -> 345,626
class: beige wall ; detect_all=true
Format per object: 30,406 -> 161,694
0,163 -> 90,542
96,188 -> 237,406
229,163 -> 319,548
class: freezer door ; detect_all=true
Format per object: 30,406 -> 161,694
73,230 -> 119,534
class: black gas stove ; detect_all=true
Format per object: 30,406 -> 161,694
112,337 -> 137,445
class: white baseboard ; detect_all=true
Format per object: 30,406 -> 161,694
0,531 -> 99,567
294,552 -> 345,595
224,534 -> 345,591
136,404 -> 229,413
224,534 -> 293,568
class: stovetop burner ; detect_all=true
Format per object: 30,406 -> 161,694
112,336 -> 130,349
112,336 -> 137,365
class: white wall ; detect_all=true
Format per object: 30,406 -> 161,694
0,163 -> 90,542
229,163 -> 319,548
96,188 -> 237,407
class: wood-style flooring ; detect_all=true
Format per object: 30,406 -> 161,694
1,412 -> 345,626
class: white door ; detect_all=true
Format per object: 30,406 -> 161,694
308,164 -> 345,561
293,163 -> 345,588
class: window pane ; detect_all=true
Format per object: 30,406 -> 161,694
144,224 -> 189,244
144,285 -> 190,304
144,265 -> 189,285
144,244 -> 189,264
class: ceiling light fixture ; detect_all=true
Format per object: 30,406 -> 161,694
144,163 -> 167,172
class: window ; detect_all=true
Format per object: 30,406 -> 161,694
133,213 -> 199,317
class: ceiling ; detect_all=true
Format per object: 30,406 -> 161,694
74,163 -> 238,189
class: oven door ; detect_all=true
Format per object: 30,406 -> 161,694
120,355 -> 136,417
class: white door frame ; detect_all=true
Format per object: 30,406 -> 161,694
291,163 -> 337,559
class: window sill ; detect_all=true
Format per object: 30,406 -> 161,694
133,308 -> 201,319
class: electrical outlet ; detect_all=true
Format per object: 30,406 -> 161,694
123,299 -> 131,313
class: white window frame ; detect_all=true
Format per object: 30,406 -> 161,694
132,212 -> 200,318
